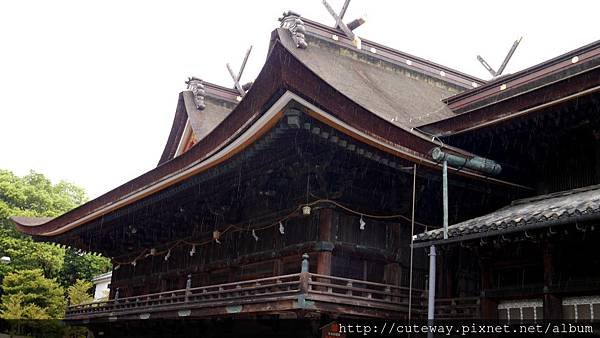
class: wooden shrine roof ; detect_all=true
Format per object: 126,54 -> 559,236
421,40 -> 600,137
13,14 -> 531,240
278,27 -> 460,127
158,83 -> 239,165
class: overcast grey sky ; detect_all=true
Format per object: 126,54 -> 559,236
0,0 -> 598,198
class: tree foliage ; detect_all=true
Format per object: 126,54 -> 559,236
1,292 -> 50,320
0,236 -> 65,280
0,170 -> 84,282
0,169 -> 112,320
0,170 -> 87,220
60,249 -> 111,287
1,269 -> 65,318
67,279 -> 93,306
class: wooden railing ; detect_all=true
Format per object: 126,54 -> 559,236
67,273 -> 302,317
67,254 -> 429,319
67,273 -> 427,318
435,297 -> 480,319
308,273 -> 426,309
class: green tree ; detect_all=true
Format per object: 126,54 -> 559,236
60,249 -> 111,287
0,170 -> 86,221
0,169 -> 109,337
67,279 -> 93,306
1,293 -> 58,338
2,269 -> 65,318
0,236 -> 65,280
0,170 -> 83,281
0,169 -> 110,286
1,292 -> 50,319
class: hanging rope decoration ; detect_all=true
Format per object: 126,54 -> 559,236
111,198 -> 434,266
144,248 -> 155,258
213,230 -> 221,244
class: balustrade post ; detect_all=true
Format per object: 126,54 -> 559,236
185,274 -> 192,302
114,288 -> 120,303
299,253 -> 310,294
384,286 -> 391,302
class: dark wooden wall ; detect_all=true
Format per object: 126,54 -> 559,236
110,207 -> 428,298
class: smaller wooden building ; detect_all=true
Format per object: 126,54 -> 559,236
414,40 -> 600,320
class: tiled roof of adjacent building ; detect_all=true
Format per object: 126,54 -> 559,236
414,184 -> 600,246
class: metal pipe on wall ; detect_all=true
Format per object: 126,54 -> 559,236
443,160 -> 448,239
427,244 -> 437,338
431,147 -> 502,176
408,164 -> 417,321
425,147 -> 501,332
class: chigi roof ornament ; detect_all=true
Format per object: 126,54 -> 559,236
477,37 -> 522,78
321,0 -> 363,49
279,11 -> 308,49
185,77 -> 206,110
227,46 -> 253,97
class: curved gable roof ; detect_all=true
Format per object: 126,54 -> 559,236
158,83 -> 239,165
14,21 -> 525,239
279,28 -> 460,128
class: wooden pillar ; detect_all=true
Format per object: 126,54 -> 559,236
273,258 -> 283,276
316,208 -> 333,276
444,250 -> 455,298
197,272 -> 209,287
384,222 -> 401,286
160,278 -> 167,292
383,263 -> 401,285
317,251 -> 332,276
431,248 -> 454,298
480,254 -> 497,319
543,240 -> 562,319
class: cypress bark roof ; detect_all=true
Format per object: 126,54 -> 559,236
278,28 -> 461,127
12,15 -> 528,240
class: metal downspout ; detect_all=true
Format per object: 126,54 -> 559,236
427,160 -> 446,336
427,245 -> 437,338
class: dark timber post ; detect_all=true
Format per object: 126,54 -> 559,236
480,254 -> 497,319
316,208 -> 333,276
543,240 -> 562,319
273,259 -> 283,276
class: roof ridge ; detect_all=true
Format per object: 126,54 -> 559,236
445,39 -> 600,105
298,17 -> 484,89
511,184 -> 600,206
201,81 -> 241,103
